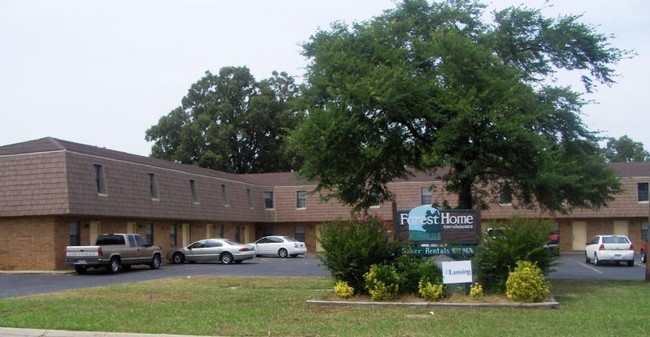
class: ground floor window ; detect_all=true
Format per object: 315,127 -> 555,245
145,223 -> 154,244
295,226 -> 305,242
642,221 -> 648,242
170,224 -> 177,246
69,222 -> 80,246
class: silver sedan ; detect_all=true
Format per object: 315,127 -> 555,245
167,238 -> 256,265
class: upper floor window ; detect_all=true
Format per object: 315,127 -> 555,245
190,179 -> 200,204
638,182 -> 649,202
421,187 -> 432,205
499,184 -> 513,205
93,164 -> 107,195
247,188 -> 254,208
148,173 -> 160,200
296,190 -> 307,209
264,191 -> 274,209
221,184 -> 229,206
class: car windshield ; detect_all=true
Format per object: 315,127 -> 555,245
223,239 -> 241,246
283,237 -> 298,242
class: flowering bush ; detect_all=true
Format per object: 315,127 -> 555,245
333,281 -> 354,298
506,260 -> 550,303
364,264 -> 400,301
469,283 -> 484,298
418,279 -> 445,301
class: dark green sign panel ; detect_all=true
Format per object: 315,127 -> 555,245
403,245 -> 477,257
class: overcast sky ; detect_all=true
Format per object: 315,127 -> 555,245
1,0 -> 648,156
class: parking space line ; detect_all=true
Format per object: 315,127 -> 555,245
579,263 -> 603,274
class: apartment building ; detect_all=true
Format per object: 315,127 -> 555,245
1,137 -> 648,270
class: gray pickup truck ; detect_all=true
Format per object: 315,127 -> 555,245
64,233 -> 162,274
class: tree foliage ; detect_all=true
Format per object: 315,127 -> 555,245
294,0 -> 629,212
146,67 -> 303,173
603,135 -> 649,162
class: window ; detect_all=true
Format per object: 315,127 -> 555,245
421,187 -> 432,205
213,224 -> 224,238
145,223 -> 154,244
221,184 -> 229,206
69,222 -> 80,246
148,173 -> 160,200
247,188 -> 254,208
263,191 -> 274,209
295,226 -> 305,242
499,183 -> 513,205
638,182 -> 649,202
642,221 -> 648,242
296,190 -> 307,209
93,164 -> 107,195
190,179 -> 199,204
170,224 -> 177,246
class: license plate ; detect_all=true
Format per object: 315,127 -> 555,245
614,254 -> 622,259
75,260 -> 87,265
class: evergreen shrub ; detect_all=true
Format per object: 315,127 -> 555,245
506,260 -> 550,302
364,264 -> 400,301
474,217 -> 557,293
317,215 -> 400,293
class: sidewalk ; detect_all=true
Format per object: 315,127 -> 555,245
0,327 -> 218,337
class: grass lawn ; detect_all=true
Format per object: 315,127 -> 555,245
0,276 -> 649,336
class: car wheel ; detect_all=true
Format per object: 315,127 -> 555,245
593,253 -> 600,266
172,252 -> 185,264
150,254 -> 162,269
278,248 -> 289,258
107,257 -> 120,274
74,265 -> 87,274
220,252 -> 234,265
626,260 -> 634,267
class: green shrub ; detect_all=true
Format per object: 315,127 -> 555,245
506,260 -> 550,303
469,283 -> 484,298
393,254 -> 442,295
474,217 -> 557,293
333,281 -> 355,298
364,264 -> 400,301
418,279 -> 445,301
318,215 -> 400,293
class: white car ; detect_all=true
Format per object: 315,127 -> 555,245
253,236 -> 307,258
585,235 -> 635,266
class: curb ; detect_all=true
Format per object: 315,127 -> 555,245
305,298 -> 560,309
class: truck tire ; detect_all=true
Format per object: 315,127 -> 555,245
150,254 -> 162,269
75,265 -> 87,274
107,257 -> 120,274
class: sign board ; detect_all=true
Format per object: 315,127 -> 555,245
442,260 -> 473,284
397,206 -> 479,245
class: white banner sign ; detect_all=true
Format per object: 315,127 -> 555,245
442,260 -> 473,284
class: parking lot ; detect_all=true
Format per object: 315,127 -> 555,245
1,254 -> 646,298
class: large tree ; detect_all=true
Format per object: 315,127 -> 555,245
146,67 -> 303,173
294,0 -> 630,212
603,135 -> 649,162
